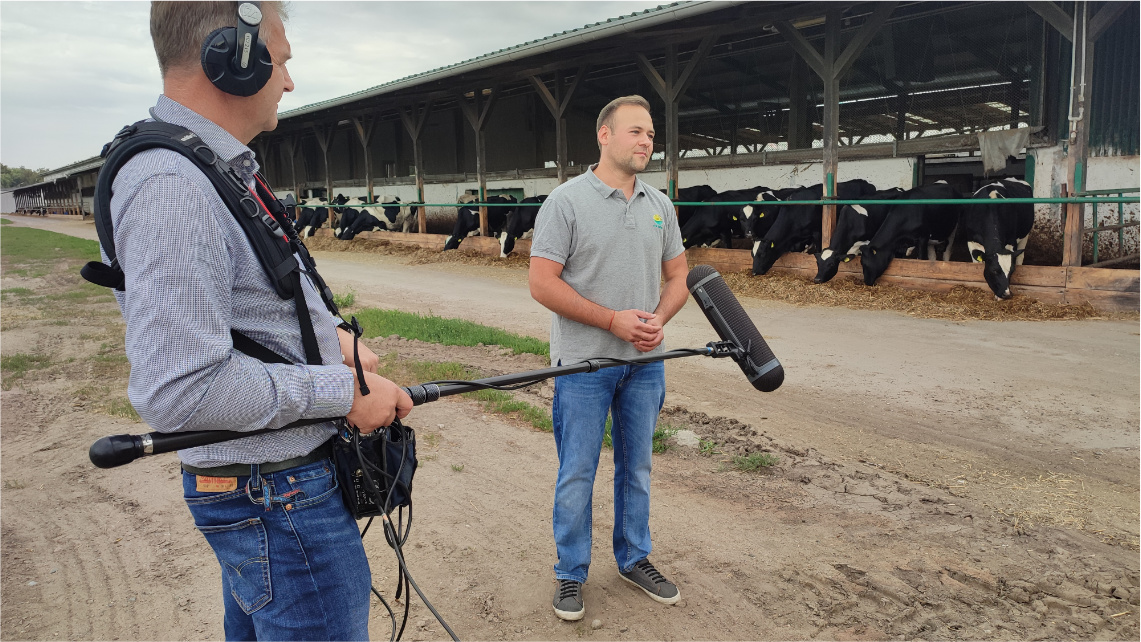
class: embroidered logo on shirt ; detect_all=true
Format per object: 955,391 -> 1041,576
653,213 -> 664,228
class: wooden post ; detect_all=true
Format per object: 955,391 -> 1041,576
529,67 -> 587,184
399,101 -> 434,233
775,3 -> 896,250
635,34 -> 717,200
310,123 -> 337,227
1028,1 -> 1127,266
457,87 -> 499,236
283,135 -> 300,200
352,115 -> 376,203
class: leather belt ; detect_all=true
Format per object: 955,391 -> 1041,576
182,440 -> 333,477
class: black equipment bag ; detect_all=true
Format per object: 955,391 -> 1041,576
333,422 -> 417,519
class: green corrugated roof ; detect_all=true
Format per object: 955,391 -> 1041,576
277,2 -> 691,119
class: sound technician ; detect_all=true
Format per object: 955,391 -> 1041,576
528,95 -> 689,621
107,3 -> 411,639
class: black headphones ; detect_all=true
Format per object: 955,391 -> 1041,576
200,1 -> 273,97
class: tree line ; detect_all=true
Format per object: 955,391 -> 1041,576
2,164 -> 50,189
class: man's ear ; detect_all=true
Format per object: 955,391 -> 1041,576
597,125 -> 609,148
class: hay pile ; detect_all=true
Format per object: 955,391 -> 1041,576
302,235 -> 532,268
722,271 -> 1117,321
303,236 -> 1133,321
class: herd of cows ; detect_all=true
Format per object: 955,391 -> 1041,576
289,176 -> 1034,300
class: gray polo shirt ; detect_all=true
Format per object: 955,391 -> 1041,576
530,165 -> 684,366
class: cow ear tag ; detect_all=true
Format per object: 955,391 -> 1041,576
844,257 -> 850,262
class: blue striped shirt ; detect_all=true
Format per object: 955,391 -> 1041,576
108,95 -> 353,467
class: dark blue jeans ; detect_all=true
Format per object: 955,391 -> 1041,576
183,458 -> 371,641
551,361 -> 666,583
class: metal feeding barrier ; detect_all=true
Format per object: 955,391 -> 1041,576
1074,188 -> 1140,268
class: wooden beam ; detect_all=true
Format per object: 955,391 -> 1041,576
1089,1 -> 1131,40
671,33 -> 718,100
773,20 -> 826,78
528,75 -> 559,115
820,9 -> 841,245
352,115 -> 376,201
1026,1 -> 1073,41
309,122 -> 337,227
833,2 -> 897,79
399,101 -> 434,233
633,52 -> 669,100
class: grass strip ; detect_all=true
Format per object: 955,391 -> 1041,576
603,418 -> 678,454
375,353 -> 553,432
0,226 -> 100,262
1,353 -> 51,390
1,218 -> 12,225
354,307 -> 548,356
732,452 -> 779,471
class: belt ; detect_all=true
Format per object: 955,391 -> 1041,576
181,440 -> 333,477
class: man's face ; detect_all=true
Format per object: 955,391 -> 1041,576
251,10 -> 294,133
600,104 -> 654,174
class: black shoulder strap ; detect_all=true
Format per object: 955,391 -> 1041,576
82,121 -> 339,366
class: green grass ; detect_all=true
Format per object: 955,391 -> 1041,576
699,438 -> 717,457
375,354 -> 554,432
333,289 -> 356,309
1,353 -> 51,389
353,308 -> 548,356
0,226 -> 100,262
1,287 -> 34,296
732,452 -> 779,472
1,218 -> 13,225
104,398 -> 141,422
603,418 -> 679,454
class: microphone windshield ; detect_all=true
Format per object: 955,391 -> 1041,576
687,265 -> 784,392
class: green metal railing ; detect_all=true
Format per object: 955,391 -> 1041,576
1075,188 -> 1140,267
297,194 -> 1141,268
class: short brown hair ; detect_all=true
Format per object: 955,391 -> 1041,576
596,95 -> 652,135
150,1 -> 287,77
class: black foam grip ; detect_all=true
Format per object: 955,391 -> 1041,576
686,265 -> 784,392
89,434 -> 143,468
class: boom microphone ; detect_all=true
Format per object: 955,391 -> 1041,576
686,265 -> 783,392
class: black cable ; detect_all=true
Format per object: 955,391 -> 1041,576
382,514 -> 461,642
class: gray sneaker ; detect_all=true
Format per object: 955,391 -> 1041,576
552,579 -> 585,621
619,558 -> 680,605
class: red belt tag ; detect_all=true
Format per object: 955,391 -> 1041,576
196,476 -> 238,492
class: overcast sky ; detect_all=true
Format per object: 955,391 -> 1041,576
0,0 -> 668,170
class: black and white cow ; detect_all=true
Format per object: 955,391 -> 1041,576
671,184 -> 719,230
860,182 -> 964,286
752,179 -> 878,275
443,194 -> 518,251
960,177 -> 1034,300
499,195 -> 547,257
296,197 -> 329,237
739,186 -> 803,241
371,195 -> 417,233
679,187 -> 768,249
335,199 -> 388,240
813,187 -> 906,284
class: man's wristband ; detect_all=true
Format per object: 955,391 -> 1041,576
606,310 -> 615,332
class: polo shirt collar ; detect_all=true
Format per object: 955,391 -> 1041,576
586,164 -> 650,199
151,95 -> 259,178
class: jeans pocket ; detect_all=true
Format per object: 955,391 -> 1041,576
198,518 -> 272,615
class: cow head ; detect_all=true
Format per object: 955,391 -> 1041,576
740,191 -> 782,239
813,247 -> 860,284
859,244 -> 893,286
969,241 -> 1021,300
751,238 -> 783,275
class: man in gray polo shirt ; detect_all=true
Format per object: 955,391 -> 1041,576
529,95 -> 689,621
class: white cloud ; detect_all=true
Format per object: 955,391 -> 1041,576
0,0 -> 666,169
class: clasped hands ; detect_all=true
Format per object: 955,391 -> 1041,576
608,309 -> 663,353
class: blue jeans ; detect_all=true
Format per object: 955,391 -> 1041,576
551,361 -> 666,583
183,457 -> 371,641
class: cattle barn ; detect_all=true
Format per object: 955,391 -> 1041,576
10,1 -> 1139,310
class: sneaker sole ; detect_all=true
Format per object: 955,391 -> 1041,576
553,605 -> 585,621
618,572 -> 681,605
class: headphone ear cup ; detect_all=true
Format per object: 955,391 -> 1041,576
200,26 -> 273,97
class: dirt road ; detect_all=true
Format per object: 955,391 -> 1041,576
2,215 -> 1138,641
